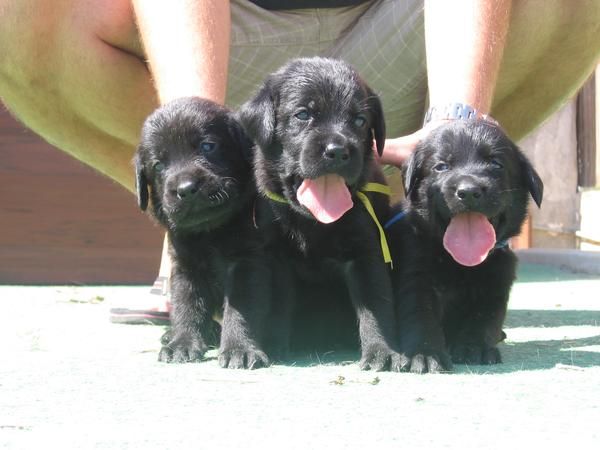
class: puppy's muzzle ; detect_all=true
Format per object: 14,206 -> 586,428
456,180 -> 485,208
324,143 -> 350,164
452,177 -> 488,210
176,180 -> 199,200
169,177 -> 228,206
319,143 -> 353,175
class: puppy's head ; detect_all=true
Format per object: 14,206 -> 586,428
238,57 -> 385,223
135,97 -> 254,233
404,120 -> 543,266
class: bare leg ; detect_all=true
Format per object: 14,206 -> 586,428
0,0 -> 167,316
494,0 -> 600,140
0,0 -> 155,191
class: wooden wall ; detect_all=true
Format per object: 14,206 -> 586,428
0,108 -> 163,284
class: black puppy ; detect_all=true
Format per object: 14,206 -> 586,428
387,120 -> 543,373
238,57 -> 402,371
135,97 -> 273,369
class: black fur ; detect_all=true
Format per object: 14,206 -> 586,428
239,57 -> 402,371
135,97 -> 274,369
388,120 -> 543,373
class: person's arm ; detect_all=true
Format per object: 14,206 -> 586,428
379,0 -> 512,167
132,0 -> 231,105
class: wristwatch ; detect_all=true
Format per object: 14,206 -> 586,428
423,102 -> 499,126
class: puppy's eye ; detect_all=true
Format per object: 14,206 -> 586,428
294,110 -> 311,121
200,142 -> 218,153
353,115 -> 367,128
490,159 -> 504,169
433,162 -> 449,172
153,162 -> 165,173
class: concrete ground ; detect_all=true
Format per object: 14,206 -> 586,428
1,254 -> 600,449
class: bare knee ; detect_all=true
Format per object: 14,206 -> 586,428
507,0 -> 600,63
0,1 -> 65,93
494,0 -> 600,139
0,0 -> 141,95
501,0 -> 600,94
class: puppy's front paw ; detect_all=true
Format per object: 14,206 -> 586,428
359,343 -> 403,372
158,334 -> 207,363
398,350 -> 453,374
450,343 -> 502,365
218,346 -> 270,370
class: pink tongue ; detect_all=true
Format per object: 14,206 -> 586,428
296,174 -> 353,223
443,212 -> 497,266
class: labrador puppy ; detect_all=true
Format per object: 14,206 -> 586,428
135,97 -> 273,369
387,120 -> 543,373
238,57 -> 402,371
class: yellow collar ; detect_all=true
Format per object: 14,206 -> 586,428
264,190 -> 288,204
263,182 -> 393,267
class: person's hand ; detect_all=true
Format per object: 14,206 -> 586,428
377,120 -> 450,168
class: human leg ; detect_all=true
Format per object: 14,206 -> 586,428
493,0 -> 600,141
0,0 -> 156,191
0,0 -> 167,319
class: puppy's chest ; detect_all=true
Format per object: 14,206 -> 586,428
285,217 -> 367,263
431,250 -> 515,305
174,228 -> 261,272
175,241 -> 229,277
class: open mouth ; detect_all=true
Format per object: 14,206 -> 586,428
443,212 -> 498,267
293,173 -> 354,224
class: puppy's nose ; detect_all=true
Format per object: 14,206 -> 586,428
456,181 -> 484,207
324,143 -> 349,162
176,180 -> 199,199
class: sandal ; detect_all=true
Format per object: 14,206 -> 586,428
109,276 -> 171,325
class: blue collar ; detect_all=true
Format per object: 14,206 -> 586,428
384,210 -> 407,229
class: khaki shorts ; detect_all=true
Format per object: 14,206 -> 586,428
228,0 -> 426,139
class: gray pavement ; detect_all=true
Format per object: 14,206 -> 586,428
1,259 -> 599,449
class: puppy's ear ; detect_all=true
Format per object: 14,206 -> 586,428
366,87 -> 386,156
134,153 -> 149,211
228,113 -> 254,162
403,147 -> 425,197
518,149 -> 544,208
238,78 -> 277,150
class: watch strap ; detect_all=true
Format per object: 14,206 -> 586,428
423,102 -> 498,126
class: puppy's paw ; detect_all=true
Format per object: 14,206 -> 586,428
398,350 -> 453,374
359,343 -> 403,372
218,346 -> 270,370
451,343 -> 502,365
158,334 -> 207,363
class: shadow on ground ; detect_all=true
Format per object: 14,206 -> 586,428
248,308 -> 600,374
